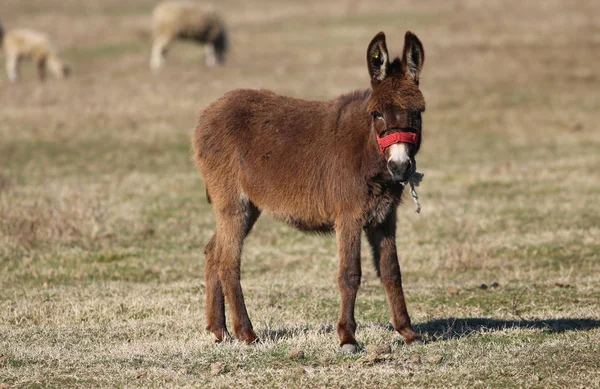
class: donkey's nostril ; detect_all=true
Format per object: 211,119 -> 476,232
388,160 -> 412,181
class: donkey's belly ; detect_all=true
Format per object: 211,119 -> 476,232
242,181 -> 335,231
238,163 -> 338,232
276,215 -> 335,234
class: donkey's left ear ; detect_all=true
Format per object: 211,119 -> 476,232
401,31 -> 425,83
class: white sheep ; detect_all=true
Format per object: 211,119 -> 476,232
150,0 -> 229,71
2,28 -> 70,82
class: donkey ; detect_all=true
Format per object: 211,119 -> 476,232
192,31 -> 425,350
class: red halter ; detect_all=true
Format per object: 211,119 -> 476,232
376,131 -> 418,153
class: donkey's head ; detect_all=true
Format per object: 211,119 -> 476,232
367,31 -> 425,182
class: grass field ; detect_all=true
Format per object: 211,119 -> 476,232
1,0 -> 599,387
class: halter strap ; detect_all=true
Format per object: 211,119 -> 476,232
376,131 -> 418,153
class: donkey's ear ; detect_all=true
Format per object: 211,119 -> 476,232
367,32 -> 389,83
401,31 -> 425,83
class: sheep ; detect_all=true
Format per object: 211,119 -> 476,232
150,0 -> 229,71
2,28 -> 70,82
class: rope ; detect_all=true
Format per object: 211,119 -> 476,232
407,171 -> 423,213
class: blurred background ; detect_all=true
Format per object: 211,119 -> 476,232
1,0 -> 599,387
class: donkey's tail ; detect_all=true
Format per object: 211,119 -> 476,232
205,188 -> 212,204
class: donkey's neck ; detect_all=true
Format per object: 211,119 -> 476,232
333,89 -> 406,216
333,89 -> 387,178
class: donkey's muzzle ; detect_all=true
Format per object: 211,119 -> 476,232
388,159 -> 413,182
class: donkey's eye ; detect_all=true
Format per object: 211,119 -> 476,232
372,112 -> 383,120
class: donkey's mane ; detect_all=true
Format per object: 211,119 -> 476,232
387,57 -> 403,76
335,89 -> 371,129
338,89 -> 371,106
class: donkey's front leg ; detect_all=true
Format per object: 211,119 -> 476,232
335,218 -> 362,349
366,209 -> 420,344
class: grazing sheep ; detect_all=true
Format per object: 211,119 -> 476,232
150,0 -> 228,71
2,28 -> 70,82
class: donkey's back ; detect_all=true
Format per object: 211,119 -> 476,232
195,88 -> 336,159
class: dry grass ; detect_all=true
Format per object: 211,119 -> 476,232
1,0 -> 599,387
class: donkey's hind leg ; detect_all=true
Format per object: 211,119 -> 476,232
204,234 -> 229,342
205,202 -> 260,343
212,197 -> 260,344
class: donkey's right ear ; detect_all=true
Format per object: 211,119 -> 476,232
367,32 -> 389,83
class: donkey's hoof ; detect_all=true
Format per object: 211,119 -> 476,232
214,335 -> 233,344
400,329 -> 422,345
208,327 -> 231,343
340,343 -> 360,354
240,332 -> 259,345
246,337 -> 260,345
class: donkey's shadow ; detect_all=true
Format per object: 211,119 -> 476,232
414,317 -> 600,342
257,318 -> 600,343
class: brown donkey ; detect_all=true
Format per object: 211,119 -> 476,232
192,31 -> 425,350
